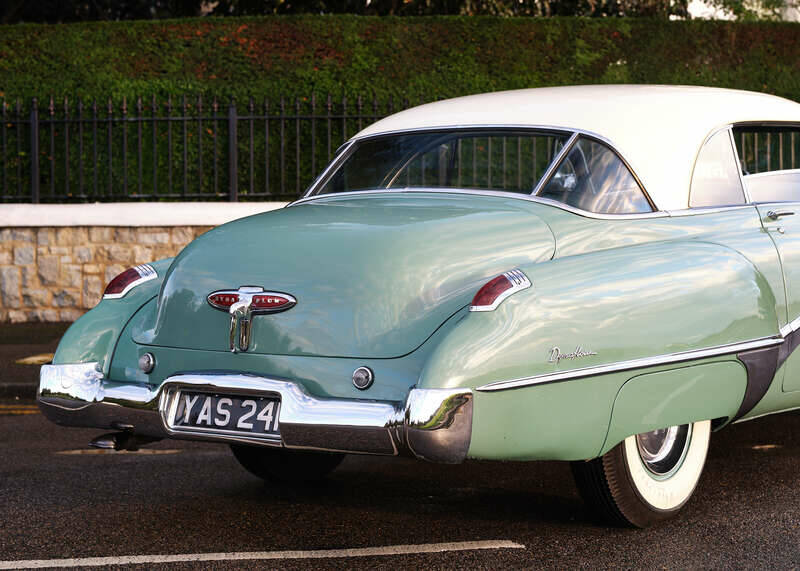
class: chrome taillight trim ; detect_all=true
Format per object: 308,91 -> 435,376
469,268 -> 532,312
102,264 -> 157,300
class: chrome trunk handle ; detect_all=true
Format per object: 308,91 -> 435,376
767,209 -> 795,221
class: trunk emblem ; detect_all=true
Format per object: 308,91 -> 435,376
207,286 -> 297,353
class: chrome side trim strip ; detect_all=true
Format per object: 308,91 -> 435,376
476,336 -> 783,392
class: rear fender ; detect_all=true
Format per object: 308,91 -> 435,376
52,258 -> 173,374
417,240 -> 778,460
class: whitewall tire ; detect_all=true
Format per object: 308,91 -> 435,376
571,420 -> 711,528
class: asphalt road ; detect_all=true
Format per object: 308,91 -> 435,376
2,399 -> 800,569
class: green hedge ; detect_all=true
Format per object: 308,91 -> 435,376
1,16 -> 800,103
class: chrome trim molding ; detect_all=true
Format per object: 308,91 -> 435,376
531,132 -> 579,196
469,268 -> 531,312
38,368 -> 474,464
290,188 -> 670,221
102,264 -> 157,300
476,336 -> 783,392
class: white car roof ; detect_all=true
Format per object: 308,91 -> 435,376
354,85 -> 800,212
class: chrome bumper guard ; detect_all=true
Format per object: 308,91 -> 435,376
38,363 -> 473,464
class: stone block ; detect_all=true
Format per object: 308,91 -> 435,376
138,231 -> 171,245
75,247 -> 92,263
59,308 -> 84,322
83,264 -> 102,274
38,255 -> 59,285
0,251 -> 11,265
8,310 -> 28,323
133,246 -> 153,264
49,246 -> 69,255
11,229 -> 34,242
108,245 -> 132,264
105,264 -> 125,284
114,228 -> 135,243
0,229 -> 11,243
89,227 -> 113,243
64,264 -> 82,288
0,266 -> 21,308
37,228 -> 54,246
32,309 -> 60,322
20,266 -> 36,288
14,245 -> 34,265
53,289 -> 78,308
83,276 -> 104,308
55,227 -> 88,246
23,289 -> 51,308
172,227 -> 194,245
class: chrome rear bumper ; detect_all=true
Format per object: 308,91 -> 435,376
38,363 -> 473,464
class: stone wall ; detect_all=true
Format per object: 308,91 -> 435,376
0,226 -> 212,323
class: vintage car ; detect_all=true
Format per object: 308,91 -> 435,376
39,85 -> 800,527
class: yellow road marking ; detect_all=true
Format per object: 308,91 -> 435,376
14,353 -> 54,365
0,404 -> 40,415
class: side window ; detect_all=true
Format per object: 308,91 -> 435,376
689,129 -> 746,208
537,137 -> 652,214
733,126 -> 800,202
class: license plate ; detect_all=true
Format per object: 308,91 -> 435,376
172,391 -> 280,436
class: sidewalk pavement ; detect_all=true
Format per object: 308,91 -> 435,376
0,323 -> 70,400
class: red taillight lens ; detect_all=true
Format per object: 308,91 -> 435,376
103,264 -> 157,299
470,269 -> 531,312
208,293 -> 241,309
251,294 -> 292,310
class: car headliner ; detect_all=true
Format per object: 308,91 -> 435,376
354,85 -> 800,212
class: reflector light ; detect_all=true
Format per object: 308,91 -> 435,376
470,269 -> 531,312
103,264 -> 157,299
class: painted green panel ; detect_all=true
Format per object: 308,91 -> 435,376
140,194 -> 555,358
468,372 -> 628,461
53,258 -> 173,374
419,239 -> 777,394
600,361 -> 747,455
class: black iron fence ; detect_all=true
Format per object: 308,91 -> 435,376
0,94 -> 421,203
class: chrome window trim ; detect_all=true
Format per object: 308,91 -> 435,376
476,336 -> 784,392
102,264 -> 157,300
294,124 -> 660,217
531,132 -> 579,195
290,188 -> 671,221
666,204 -> 755,217
729,127 -> 753,204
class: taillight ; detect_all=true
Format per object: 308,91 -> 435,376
103,264 -> 157,299
207,292 -> 241,309
469,269 -> 531,312
251,294 -> 294,310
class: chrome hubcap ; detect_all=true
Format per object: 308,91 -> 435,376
635,424 -> 692,476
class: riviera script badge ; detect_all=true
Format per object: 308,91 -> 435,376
548,346 -> 598,364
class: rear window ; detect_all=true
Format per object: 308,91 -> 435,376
315,130 -> 570,196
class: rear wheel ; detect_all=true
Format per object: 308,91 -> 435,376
571,420 -> 711,528
230,445 -> 345,484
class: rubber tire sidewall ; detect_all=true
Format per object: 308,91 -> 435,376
623,420 -> 711,513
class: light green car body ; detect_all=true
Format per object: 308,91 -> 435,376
48,191 -> 800,462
